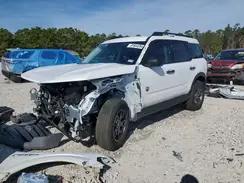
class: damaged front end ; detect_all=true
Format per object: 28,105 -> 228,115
30,75 -> 142,142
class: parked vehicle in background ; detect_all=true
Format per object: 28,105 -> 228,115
22,32 -> 207,151
1,48 -> 81,82
208,49 -> 244,83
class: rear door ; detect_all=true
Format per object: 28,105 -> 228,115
138,40 -> 191,108
166,40 -> 192,95
39,50 -> 58,66
187,43 -> 206,90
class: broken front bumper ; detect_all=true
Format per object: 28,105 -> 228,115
207,69 -> 242,80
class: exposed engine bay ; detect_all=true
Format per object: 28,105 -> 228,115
30,76 -> 142,142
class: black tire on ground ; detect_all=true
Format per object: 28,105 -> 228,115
185,80 -> 205,111
95,98 -> 130,151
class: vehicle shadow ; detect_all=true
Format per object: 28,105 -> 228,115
127,104 -> 184,138
77,104 -> 185,148
180,174 -> 199,183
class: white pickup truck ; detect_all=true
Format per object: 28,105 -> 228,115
22,32 -> 207,151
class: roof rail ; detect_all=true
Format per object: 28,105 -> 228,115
151,32 -> 193,38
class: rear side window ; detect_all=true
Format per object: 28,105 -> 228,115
41,51 -> 57,60
189,44 -> 203,59
4,51 -> 34,59
170,41 -> 191,63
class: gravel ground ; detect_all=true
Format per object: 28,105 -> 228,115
1,72 -> 244,183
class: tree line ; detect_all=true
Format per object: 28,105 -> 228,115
0,24 -> 243,58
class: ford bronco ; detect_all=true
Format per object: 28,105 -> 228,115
22,32 -> 207,151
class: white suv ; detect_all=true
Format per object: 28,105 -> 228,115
22,32 -> 207,151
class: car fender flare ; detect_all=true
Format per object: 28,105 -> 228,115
187,72 -> 206,93
0,152 -> 115,182
193,72 -> 206,84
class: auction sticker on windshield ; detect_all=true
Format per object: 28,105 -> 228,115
127,44 -> 144,49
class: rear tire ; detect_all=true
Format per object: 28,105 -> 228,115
185,80 -> 205,111
95,98 -> 129,151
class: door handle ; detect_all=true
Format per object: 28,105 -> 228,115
190,66 -> 196,70
166,69 -> 175,74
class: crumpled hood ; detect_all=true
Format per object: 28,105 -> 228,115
21,63 -> 136,83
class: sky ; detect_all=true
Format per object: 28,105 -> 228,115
0,0 -> 243,36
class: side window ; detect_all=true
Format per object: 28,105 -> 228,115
142,40 -> 172,66
41,51 -> 57,60
189,44 -> 203,59
65,52 -> 76,63
170,41 -> 191,63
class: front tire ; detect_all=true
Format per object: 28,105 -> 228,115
95,98 -> 129,151
185,80 -> 205,111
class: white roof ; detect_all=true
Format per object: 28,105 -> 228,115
102,35 -> 199,44
103,36 -> 148,44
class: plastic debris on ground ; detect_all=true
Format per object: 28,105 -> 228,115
206,84 -> 244,100
17,173 -> 49,183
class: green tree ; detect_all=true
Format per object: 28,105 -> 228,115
0,28 -> 13,57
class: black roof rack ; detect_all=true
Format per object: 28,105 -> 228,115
151,32 -> 193,38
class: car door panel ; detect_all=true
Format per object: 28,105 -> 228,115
138,39 -> 191,108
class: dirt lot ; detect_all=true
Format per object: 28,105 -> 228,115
1,71 -> 244,183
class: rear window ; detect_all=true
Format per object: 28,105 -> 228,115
3,50 -> 34,59
188,44 -> 203,59
216,50 -> 244,61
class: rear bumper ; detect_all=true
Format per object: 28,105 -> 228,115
2,70 -> 21,79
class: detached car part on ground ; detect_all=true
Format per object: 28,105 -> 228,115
208,49 -> 244,82
1,48 -> 81,82
0,152 -> 114,182
0,111 -> 63,150
207,84 -> 244,100
21,32 -> 207,151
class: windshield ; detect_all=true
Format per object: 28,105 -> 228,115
215,50 -> 244,61
83,42 -> 145,65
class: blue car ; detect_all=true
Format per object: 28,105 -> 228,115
1,48 -> 81,82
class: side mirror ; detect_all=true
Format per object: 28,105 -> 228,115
143,58 -> 161,67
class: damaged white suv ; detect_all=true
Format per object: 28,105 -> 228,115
22,32 -> 207,151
